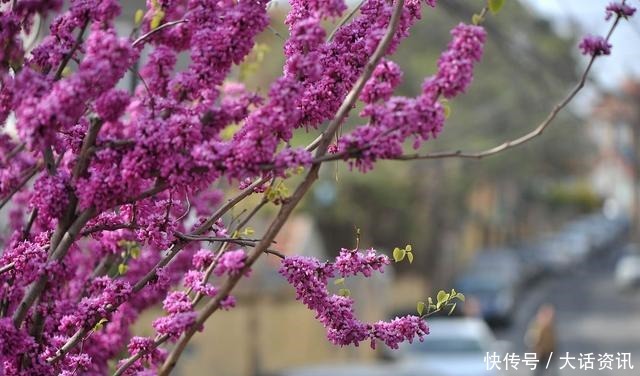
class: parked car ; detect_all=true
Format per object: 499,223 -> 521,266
615,250 -> 640,290
466,249 -> 522,287
514,244 -> 547,283
531,237 -> 574,273
394,317 -> 507,376
454,274 -> 515,327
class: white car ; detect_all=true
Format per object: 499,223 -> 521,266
615,253 -> 640,290
395,318 -> 507,376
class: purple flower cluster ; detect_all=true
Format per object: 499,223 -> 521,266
214,249 -> 250,277
579,35 -> 612,56
279,249 -> 428,349
334,248 -> 390,277
338,23 -> 485,171
428,23 -> 486,99
605,1 -> 636,20
578,2 -> 635,58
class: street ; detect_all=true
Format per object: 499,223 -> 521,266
496,244 -> 640,375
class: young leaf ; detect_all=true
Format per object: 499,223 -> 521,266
393,247 -> 406,262
442,101 -> 452,119
407,252 -> 414,264
118,263 -> 128,275
93,318 -> 108,331
472,13 -> 484,25
488,0 -> 506,14
334,278 -> 345,286
338,288 -> 351,297
457,293 -> 466,302
134,9 -> 145,26
130,245 -> 141,259
417,301 -> 426,316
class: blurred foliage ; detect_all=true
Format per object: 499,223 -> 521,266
240,1 -> 596,279
543,182 -> 603,213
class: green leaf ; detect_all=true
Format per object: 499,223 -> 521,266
130,245 -> 141,259
93,318 -> 108,331
443,103 -> 452,118
488,0 -> 506,14
407,252 -> 414,264
417,301 -> 426,316
338,288 -> 351,297
118,263 -> 128,275
134,9 -> 145,26
457,293 -> 465,302
405,244 -> 412,252
334,278 -> 345,286
437,290 -> 447,304
472,13 -> 483,25
393,247 -> 406,262
428,297 -> 433,305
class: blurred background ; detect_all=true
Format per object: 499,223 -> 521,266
139,0 -> 640,375
7,0 -> 640,375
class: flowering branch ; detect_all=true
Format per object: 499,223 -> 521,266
314,11 -> 623,165
0,1 -> 634,374
157,1 -> 407,373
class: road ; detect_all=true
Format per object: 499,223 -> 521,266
496,244 -> 640,376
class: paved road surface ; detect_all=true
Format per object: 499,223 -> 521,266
495,244 -> 640,376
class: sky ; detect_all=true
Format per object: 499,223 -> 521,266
521,0 -> 640,89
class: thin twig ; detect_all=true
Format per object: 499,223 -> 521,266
80,223 -> 139,237
327,0 -> 365,42
3,142 -> 26,164
0,163 -> 42,211
54,19 -> 90,80
132,19 -> 189,47
0,262 -> 15,275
